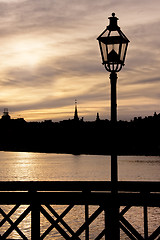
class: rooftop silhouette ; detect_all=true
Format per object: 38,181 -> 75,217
0,107 -> 160,155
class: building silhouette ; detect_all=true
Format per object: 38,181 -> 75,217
1,108 -> 11,121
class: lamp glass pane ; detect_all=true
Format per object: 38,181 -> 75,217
120,43 -> 127,61
109,30 -> 120,37
108,43 -> 119,54
108,44 -> 113,54
114,43 -> 119,55
100,29 -> 110,38
101,42 -> 107,62
107,43 -> 120,63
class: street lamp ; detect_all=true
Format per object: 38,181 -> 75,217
97,13 -> 129,239
97,13 -> 129,184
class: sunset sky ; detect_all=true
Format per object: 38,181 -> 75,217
0,0 -> 160,122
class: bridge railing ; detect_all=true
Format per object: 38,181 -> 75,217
0,180 -> 159,192
0,181 -> 159,240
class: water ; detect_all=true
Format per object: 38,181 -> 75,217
0,151 -> 160,181
0,151 -> 159,239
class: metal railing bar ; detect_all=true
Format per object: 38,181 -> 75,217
2,206 -> 31,239
148,225 -> 160,240
119,222 -> 138,240
0,206 -> 27,240
0,204 -> 20,227
120,205 -> 131,216
0,181 -> 159,193
70,206 -> 103,239
41,204 -> 80,240
40,206 -> 71,240
120,215 -> 144,240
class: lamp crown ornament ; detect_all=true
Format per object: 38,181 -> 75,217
108,12 -> 119,31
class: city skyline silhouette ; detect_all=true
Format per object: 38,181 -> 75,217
0,106 -> 160,155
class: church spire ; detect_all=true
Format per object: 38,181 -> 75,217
74,99 -> 79,121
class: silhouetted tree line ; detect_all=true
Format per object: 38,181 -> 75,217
0,112 -> 160,155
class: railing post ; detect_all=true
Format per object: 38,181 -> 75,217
144,205 -> 148,239
31,192 -> 40,240
105,202 -> 120,240
85,204 -> 89,240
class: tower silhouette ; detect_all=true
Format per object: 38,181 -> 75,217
96,112 -> 100,121
74,100 -> 79,121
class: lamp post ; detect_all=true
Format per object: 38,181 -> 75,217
97,13 -> 129,239
97,13 -> 129,187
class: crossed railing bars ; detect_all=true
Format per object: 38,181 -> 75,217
0,181 -> 159,239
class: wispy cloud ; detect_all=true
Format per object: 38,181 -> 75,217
0,0 -> 160,121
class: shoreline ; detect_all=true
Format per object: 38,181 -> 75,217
0,148 -> 160,157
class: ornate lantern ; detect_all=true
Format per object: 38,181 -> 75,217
97,13 -> 129,72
